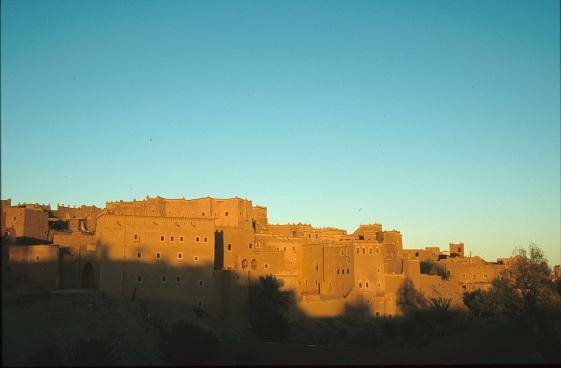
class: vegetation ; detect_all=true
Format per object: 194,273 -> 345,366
248,275 -> 294,342
427,297 -> 452,315
26,339 -> 118,366
69,338 -> 118,366
28,344 -> 64,366
9,245 -> 560,365
420,259 -> 449,280
463,244 -> 561,363
158,319 -> 218,365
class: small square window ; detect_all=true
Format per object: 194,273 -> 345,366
161,275 -> 167,282
178,253 -> 182,259
194,256 -> 199,261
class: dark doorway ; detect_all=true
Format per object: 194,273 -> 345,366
81,263 -> 95,289
214,230 -> 224,270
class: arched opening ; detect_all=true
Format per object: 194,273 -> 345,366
81,263 -> 95,289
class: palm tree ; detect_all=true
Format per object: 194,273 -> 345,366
248,275 -> 293,342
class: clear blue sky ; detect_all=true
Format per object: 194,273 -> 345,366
2,0 -> 559,265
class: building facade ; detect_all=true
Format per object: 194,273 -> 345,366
1,195 -> 513,319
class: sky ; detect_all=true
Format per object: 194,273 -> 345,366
1,0 -> 559,265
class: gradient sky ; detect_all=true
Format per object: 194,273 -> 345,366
2,0 -> 559,265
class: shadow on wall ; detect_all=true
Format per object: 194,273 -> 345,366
81,263 -> 95,289
2,249 -> 98,292
4,247 -> 472,349
4,244 -> 422,321
8,254 -> 559,365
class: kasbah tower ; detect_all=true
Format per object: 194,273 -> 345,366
1,195 -> 513,320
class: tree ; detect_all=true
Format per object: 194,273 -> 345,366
462,244 -> 561,362
462,285 -> 521,318
248,275 -> 293,342
420,260 -> 434,275
503,244 -> 559,313
420,260 -> 449,280
465,244 -> 561,319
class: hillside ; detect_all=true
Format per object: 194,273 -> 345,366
2,286 -> 549,365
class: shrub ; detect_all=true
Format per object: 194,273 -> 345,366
420,260 -> 449,280
28,344 -> 64,366
428,297 -> 452,313
159,319 -> 218,365
69,338 -> 118,366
